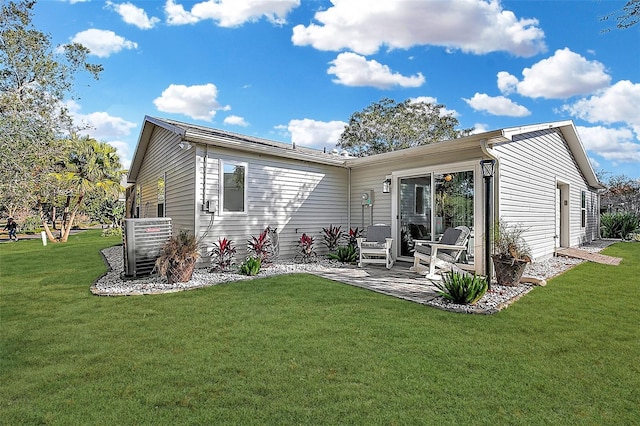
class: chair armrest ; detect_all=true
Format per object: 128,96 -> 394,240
385,238 -> 393,248
413,239 -> 436,246
356,237 -> 364,248
427,243 -> 467,251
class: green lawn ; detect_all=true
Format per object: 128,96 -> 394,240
1,231 -> 638,425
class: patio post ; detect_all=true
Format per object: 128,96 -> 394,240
480,159 -> 496,289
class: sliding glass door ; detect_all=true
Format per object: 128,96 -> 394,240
398,170 -> 475,262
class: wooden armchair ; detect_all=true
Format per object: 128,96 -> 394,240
357,224 -> 394,269
410,226 -> 470,279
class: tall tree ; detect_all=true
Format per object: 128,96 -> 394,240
601,174 -> 640,215
0,0 -> 102,221
337,98 -> 473,157
51,136 -> 124,242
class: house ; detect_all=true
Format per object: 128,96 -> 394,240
128,116 -> 603,274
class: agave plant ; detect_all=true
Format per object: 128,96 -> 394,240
328,245 -> 358,264
434,271 -> 488,305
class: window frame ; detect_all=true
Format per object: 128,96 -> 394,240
581,190 -> 586,228
220,160 -> 248,215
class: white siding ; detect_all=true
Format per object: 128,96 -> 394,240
195,145 -> 349,260
134,127 -> 196,233
494,128 -> 600,261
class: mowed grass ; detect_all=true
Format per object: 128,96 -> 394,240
1,231 -> 639,425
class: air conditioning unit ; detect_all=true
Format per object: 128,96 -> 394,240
122,218 -> 172,278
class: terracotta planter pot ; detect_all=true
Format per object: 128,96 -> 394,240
491,255 -> 529,286
166,260 -> 196,284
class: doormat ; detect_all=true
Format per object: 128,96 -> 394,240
555,248 -> 622,266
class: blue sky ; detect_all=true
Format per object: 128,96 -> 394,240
35,0 -> 639,181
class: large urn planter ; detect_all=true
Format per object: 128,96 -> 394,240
166,260 -> 197,284
491,255 -> 529,286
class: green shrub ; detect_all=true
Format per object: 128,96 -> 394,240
21,215 -> 42,233
328,245 -> 358,263
601,212 -> 640,240
239,256 -> 261,276
101,227 -> 122,238
435,271 -> 488,305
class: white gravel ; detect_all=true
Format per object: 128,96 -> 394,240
92,240 -> 618,314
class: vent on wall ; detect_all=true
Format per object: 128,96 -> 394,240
122,218 -> 172,278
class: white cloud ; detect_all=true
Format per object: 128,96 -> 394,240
499,48 -> 611,99
577,125 -> 640,164
463,93 -> 530,117
164,0 -> 300,27
70,29 -> 137,58
497,71 -> 519,95
409,96 -> 459,117
106,1 -> 160,30
153,83 -> 228,121
65,101 -> 137,169
280,118 -> 347,151
470,123 -> 491,134
224,115 -> 249,127
328,52 -> 424,89
292,0 -> 546,57
563,80 -> 640,135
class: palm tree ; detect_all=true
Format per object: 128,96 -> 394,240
51,136 -> 124,242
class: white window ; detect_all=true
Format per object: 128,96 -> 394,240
220,161 -> 247,213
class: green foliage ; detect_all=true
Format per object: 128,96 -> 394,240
493,219 -> 532,262
328,244 -> 358,263
239,256 -> 261,276
210,238 -> 237,272
600,212 -> 640,239
20,215 -> 41,232
338,98 -> 473,157
322,224 -> 344,252
435,271 -> 488,305
0,0 -> 102,218
100,227 -> 122,238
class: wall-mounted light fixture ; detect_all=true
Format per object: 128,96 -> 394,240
382,178 -> 391,193
444,174 -> 453,182
178,141 -> 192,150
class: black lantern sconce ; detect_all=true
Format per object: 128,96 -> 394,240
382,178 -> 392,193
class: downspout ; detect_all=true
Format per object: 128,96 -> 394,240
347,167 -> 352,230
480,139 -> 500,276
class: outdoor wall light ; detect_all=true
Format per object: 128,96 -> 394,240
444,174 -> 453,182
382,178 -> 391,193
178,141 -> 192,150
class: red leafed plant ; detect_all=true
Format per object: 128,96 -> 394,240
247,228 -> 273,264
210,237 -> 237,272
347,227 -> 363,249
322,224 -> 344,253
296,233 -> 316,263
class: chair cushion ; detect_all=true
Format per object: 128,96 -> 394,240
365,225 -> 391,243
361,241 -> 387,249
440,227 -> 463,245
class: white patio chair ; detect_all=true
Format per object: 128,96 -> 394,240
357,224 -> 394,269
410,226 -> 470,280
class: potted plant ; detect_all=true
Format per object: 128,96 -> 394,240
155,230 -> 201,284
491,219 -> 532,286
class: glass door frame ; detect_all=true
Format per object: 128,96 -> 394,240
391,160 -> 484,266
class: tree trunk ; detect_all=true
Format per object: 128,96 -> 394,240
60,194 -> 83,243
38,203 -> 58,243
